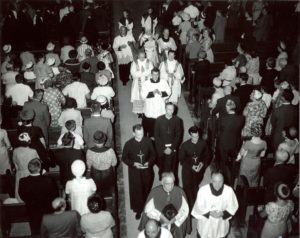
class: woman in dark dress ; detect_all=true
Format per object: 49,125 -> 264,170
17,109 -> 50,169
86,131 -> 117,196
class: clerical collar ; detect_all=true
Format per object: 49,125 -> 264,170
150,78 -> 160,83
209,183 -> 224,196
162,37 -> 170,42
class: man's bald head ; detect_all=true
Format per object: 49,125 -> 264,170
275,150 -> 289,164
52,197 -> 66,212
145,219 -> 161,238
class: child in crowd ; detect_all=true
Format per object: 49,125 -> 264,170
97,41 -> 115,79
57,120 -> 84,150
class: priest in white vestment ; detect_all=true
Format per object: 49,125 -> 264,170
113,26 -> 135,85
130,50 -> 153,115
159,50 -> 185,104
141,68 -> 170,137
191,170 -> 238,238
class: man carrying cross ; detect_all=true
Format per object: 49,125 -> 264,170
122,124 -> 156,219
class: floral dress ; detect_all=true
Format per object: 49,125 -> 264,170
42,88 -> 66,127
261,200 -> 294,238
200,37 -> 214,63
242,100 -> 267,138
0,128 -> 11,174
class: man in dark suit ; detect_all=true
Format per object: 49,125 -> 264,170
23,89 -> 50,145
212,85 -> 241,117
263,150 -> 298,202
271,89 -> 299,150
19,158 -> 59,235
233,73 -> 254,110
83,102 -> 113,148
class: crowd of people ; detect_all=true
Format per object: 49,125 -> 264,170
0,0 -> 299,238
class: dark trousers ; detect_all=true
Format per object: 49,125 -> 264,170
182,166 -> 205,207
119,63 -> 131,85
91,167 -> 115,197
142,116 -> 156,138
157,152 -> 178,183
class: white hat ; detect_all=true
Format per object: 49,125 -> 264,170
200,11 -> 207,19
3,44 -> 12,54
46,42 -> 55,51
71,160 -> 86,178
97,75 -> 108,86
86,0 -> 94,3
25,61 -> 33,70
96,95 -> 108,105
80,36 -> 88,44
213,77 -> 222,87
180,12 -> 191,21
46,57 -> 56,66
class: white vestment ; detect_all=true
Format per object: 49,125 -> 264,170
130,59 -> 153,102
141,79 -> 171,118
113,34 -> 135,65
159,60 -> 185,104
191,184 -> 239,238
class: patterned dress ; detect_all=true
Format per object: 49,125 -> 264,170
261,200 -> 294,238
0,128 -> 11,174
242,100 -> 267,138
42,88 -> 66,127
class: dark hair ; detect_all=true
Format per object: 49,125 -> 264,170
65,97 -> 77,109
33,89 -> 44,99
188,126 -> 200,135
132,124 -> 143,132
68,49 -> 77,59
28,158 -> 41,174
97,61 -> 106,70
15,74 -> 24,84
210,164 -> 224,178
168,50 -> 175,55
239,73 -> 249,82
65,120 -> 76,131
151,67 -> 160,74
100,42 -> 110,50
284,126 -> 298,140
61,132 -> 75,146
36,52 -> 45,61
225,59 -> 233,66
82,62 -> 91,70
91,102 -> 101,113
87,194 -> 104,213
266,57 -> 275,68
72,72 -> 81,81
282,89 -> 294,103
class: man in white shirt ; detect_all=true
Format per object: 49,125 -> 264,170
218,60 -> 237,87
62,74 -> 90,108
5,74 -> 33,106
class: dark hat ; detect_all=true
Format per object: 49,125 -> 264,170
93,130 -> 107,144
20,109 -> 35,121
275,183 -> 290,199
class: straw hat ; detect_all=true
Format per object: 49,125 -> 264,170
2,44 -> 12,54
200,11 -> 207,19
46,57 -> 56,66
213,77 -> 222,87
275,183 -> 290,199
96,95 -> 108,105
46,42 -> 55,51
25,61 -> 34,70
80,36 -> 88,44
97,75 -> 108,86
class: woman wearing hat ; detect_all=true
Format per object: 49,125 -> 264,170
33,53 -> 53,89
13,132 -> 40,201
86,131 -> 117,195
241,89 -> 267,138
65,160 -> 97,216
199,28 -> 214,63
259,183 -> 294,238
236,122 -> 267,187
97,95 -> 115,123
178,12 -> 192,45
91,75 -> 115,103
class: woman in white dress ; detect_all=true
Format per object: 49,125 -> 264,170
65,160 -> 97,216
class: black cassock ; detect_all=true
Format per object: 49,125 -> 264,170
122,137 -> 156,213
